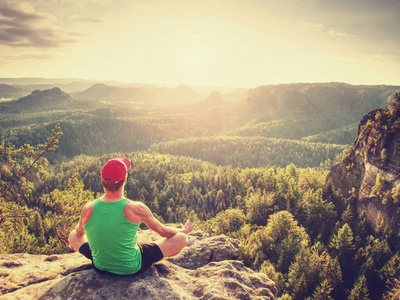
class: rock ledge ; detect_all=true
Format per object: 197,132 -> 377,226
0,230 -> 277,300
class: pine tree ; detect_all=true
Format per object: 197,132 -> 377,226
306,280 -> 333,300
260,260 -> 285,295
341,205 -> 353,225
40,171 -> 93,250
246,191 -> 275,226
277,294 -> 293,300
0,124 -> 62,226
371,174 -> 386,199
29,211 -> 46,247
214,208 -> 245,235
383,278 -> 400,300
0,124 -> 62,254
348,276 -> 370,300
379,253 -> 400,284
329,223 -> 355,256
320,252 -> 343,292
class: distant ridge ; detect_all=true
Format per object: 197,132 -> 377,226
0,84 -> 27,101
2,87 -> 72,113
75,83 -> 201,107
75,83 -> 146,103
179,91 -> 227,111
246,82 -> 400,117
0,78 -> 95,85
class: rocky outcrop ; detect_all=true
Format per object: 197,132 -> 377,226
0,230 -> 277,300
327,92 -> 400,231
167,231 -> 241,269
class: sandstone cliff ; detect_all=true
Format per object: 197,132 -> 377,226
0,230 -> 277,300
328,92 -> 400,231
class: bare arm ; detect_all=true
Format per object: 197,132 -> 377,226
75,221 -> 85,237
131,202 -> 193,237
75,201 -> 94,237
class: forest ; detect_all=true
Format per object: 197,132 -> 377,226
1,81 -> 400,299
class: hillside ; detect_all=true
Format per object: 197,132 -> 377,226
2,146 -> 400,299
0,78 -> 102,97
233,83 -> 400,141
2,132 -> 400,299
0,82 -> 398,169
246,83 -> 397,117
0,84 -> 28,101
0,88 -> 72,113
75,83 -> 201,107
149,136 -> 347,169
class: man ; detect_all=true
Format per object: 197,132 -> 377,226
69,158 -> 193,275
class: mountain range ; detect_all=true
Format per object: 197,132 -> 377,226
1,79 -> 398,114
0,79 -> 399,149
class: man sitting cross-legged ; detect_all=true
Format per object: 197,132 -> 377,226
69,158 -> 193,275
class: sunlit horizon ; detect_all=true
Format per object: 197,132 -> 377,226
0,0 -> 399,89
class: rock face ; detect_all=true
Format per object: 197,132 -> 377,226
168,231 -> 241,269
328,93 -> 400,231
0,230 -> 277,300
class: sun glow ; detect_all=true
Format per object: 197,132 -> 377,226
174,44 -> 214,67
3,0 -> 398,87
167,42 -> 219,85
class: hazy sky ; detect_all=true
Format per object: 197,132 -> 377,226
0,0 -> 399,88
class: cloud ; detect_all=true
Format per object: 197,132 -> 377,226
307,0 -> 400,41
299,21 -> 359,40
70,14 -> 105,24
299,21 -> 327,32
0,1 -> 76,48
327,30 -> 359,40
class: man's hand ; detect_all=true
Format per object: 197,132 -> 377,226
181,220 -> 193,234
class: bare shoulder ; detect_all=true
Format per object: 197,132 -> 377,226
82,200 -> 95,213
124,200 -> 152,224
81,200 -> 95,226
125,201 -> 148,216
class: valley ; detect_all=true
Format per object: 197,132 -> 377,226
1,79 -> 400,299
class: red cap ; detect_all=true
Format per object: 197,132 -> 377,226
101,158 -> 131,184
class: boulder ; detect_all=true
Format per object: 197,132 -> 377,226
168,231 -> 241,270
0,230 -> 277,300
